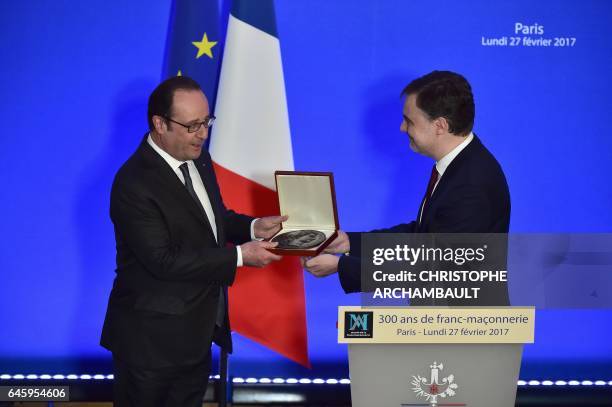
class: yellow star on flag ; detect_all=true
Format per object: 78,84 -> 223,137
192,33 -> 217,59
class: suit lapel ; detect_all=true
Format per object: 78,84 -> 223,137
419,136 -> 480,229
138,139 -> 218,243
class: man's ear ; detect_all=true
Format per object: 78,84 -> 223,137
152,115 -> 167,134
434,116 -> 450,134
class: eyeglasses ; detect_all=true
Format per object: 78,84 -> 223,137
164,115 -> 215,133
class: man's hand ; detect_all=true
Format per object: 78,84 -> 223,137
253,215 -> 288,239
301,254 -> 340,277
323,230 -> 350,254
241,241 -> 282,267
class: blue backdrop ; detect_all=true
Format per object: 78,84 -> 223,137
1,0 -> 611,378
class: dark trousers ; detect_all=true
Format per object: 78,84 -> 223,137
112,353 -> 211,407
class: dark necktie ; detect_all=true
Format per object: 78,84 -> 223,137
424,165 -> 440,200
179,163 -> 207,215
179,162 -> 225,327
418,165 -> 439,225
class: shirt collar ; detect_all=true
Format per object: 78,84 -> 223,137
147,133 -> 187,172
435,132 -> 474,177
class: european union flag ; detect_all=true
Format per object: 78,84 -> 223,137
162,0 -> 221,104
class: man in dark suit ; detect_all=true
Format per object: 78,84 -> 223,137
101,76 -> 284,406
303,71 -> 510,304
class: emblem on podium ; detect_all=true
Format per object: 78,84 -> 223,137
402,361 -> 463,407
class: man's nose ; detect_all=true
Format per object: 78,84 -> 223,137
195,127 -> 208,140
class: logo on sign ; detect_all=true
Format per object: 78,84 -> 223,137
344,311 -> 373,338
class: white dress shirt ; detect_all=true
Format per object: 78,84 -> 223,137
418,132 -> 474,224
147,134 -> 248,266
433,132 -> 474,192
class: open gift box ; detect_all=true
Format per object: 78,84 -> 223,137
267,171 -> 339,256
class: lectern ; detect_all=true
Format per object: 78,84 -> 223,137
338,307 -> 535,407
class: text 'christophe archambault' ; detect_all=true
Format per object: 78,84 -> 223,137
369,245 -> 507,300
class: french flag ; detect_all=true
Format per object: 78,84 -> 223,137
210,0 -> 310,367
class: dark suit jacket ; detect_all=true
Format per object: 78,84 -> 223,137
101,136 -> 253,368
337,135 -> 510,305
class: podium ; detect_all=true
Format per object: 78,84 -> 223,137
338,307 -> 535,407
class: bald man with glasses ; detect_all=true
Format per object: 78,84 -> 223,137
101,76 -> 284,407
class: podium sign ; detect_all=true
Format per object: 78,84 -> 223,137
338,307 -> 535,407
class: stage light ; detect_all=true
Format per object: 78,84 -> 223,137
0,374 -> 609,387
528,380 -> 541,386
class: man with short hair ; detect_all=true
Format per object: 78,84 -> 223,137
303,71 -> 510,304
101,76 -> 283,406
